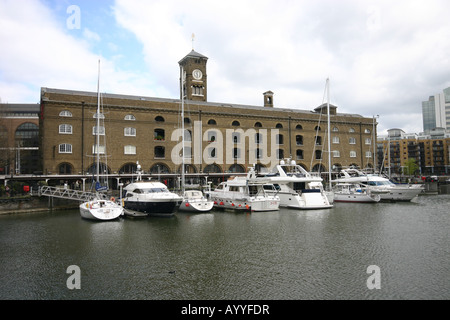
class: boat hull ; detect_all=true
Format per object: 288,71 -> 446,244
378,186 -> 423,201
334,193 -> 380,203
211,196 -> 280,212
124,199 -> 181,217
278,191 -> 333,210
179,199 -> 214,212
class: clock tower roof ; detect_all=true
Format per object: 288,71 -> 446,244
179,50 -> 208,64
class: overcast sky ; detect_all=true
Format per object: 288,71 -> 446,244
1,0 -> 450,135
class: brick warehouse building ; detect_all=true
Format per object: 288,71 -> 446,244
38,50 -> 377,186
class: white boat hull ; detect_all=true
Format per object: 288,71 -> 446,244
210,194 -> 280,212
277,191 -> 333,209
334,192 -> 380,203
378,185 -> 423,201
79,200 -> 123,220
179,199 -> 214,212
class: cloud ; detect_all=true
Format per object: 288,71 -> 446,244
0,0 -> 158,102
1,0 -> 450,136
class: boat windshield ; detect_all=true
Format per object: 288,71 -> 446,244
133,188 -> 169,193
367,181 -> 394,186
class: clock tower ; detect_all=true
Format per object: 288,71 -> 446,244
179,50 -> 208,102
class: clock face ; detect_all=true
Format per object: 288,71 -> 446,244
192,69 -> 203,80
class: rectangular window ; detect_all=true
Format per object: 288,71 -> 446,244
124,145 -> 136,155
350,151 -> 357,158
333,150 -> 340,158
349,137 -> 356,144
59,124 -> 72,134
59,144 -> 72,154
332,136 -> 340,144
124,127 -> 136,137
92,145 -> 106,154
93,126 -> 105,135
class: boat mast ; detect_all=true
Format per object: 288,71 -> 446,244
96,59 -> 101,184
326,78 -> 332,191
181,66 -> 185,193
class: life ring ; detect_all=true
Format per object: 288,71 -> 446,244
110,197 -> 115,202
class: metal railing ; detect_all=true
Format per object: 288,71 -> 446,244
38,186 -> 106,202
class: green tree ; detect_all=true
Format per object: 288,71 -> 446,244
403,158 -> 419,176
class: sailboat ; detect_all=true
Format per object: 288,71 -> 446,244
79,60 -> 124,220
178,65 -> 214,213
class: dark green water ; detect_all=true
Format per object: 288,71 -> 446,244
1,194 -> 449,300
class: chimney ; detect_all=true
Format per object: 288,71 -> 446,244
263,91 -> 274,107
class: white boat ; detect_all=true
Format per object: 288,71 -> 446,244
334,168 -> 424,202
209,167 -> 280,212
333,183 -> 381,203
176,73 -> 214,214
179,190 -> 214,213
258,159 -> 333,210
123,163 -> 182,217
79,60 -> 123,220
80,198 -> 123,220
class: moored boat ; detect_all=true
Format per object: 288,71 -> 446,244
333,183 -> 381,203
179,190 -> 214,213
209,167 -> 280,212
334,168 -> 424,202
123,180 -> 182,217
80,198 -> 123,220
258,159 -> 333,210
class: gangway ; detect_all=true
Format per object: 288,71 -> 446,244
38,186 -> 108,202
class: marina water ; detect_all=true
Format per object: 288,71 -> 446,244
1,194 -> 449,300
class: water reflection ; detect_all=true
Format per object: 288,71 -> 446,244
0,195 -> 449,299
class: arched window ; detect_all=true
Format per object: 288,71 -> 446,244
276,123 -> 283,128
155,116 -> 165,122
232,120 -> 240,126
255,122 -> 262,127
59,110 -> 72,117
296,124 -> 303,130
204,164 -> 222,173
229,164 -> 245,173
119,163 -> 137,174
150,163 -> 170,174
207,119 -> 217,125
58,163 -> 73,174
124,114 -> 136,121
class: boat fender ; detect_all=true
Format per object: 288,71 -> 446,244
110,197 -> 115,202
